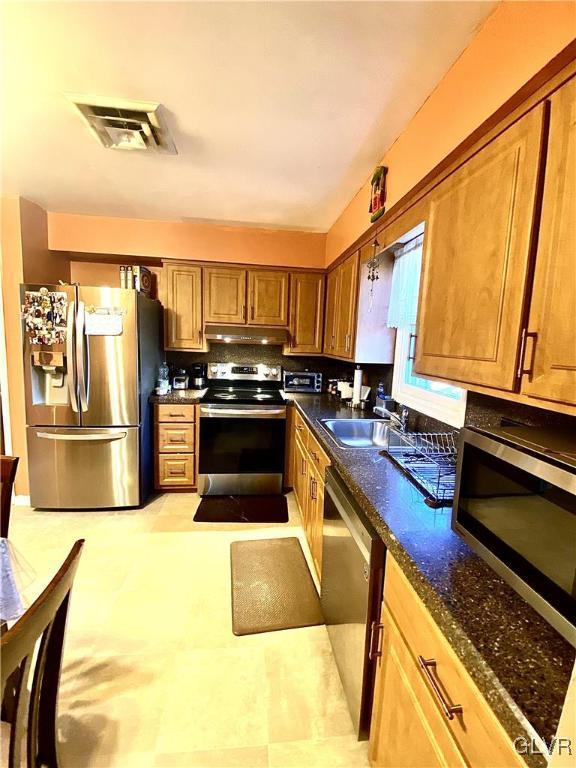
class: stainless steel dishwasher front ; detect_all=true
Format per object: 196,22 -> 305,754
321,466 -> 386,740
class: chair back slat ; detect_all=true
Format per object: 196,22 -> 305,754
1,456 -> 19,538
1,540 -> 84,768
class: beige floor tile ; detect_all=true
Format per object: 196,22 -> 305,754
155,648 -> 269,752
58,654 -> 172,766
265,630 -> 354,744
268,736 -> 369,768
8,492 -> 354,768
153,745 -> 269,767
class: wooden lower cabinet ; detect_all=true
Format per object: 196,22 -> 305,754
290,408 -> 330,580
370,555 -> 525,768
155,404 -> 196,489
370,607 -> 466,768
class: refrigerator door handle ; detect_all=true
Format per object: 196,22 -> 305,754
36,430 -> 127,442
66,300 -> 78,412
76,301 -> 90,412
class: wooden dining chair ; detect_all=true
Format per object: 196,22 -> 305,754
1,456 -> 19,538
1,539 -> 84,768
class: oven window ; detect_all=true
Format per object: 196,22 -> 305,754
199,418 -> 285,474
457,445 -> 576,622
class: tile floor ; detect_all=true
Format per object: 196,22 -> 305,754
8,493 -> 369,768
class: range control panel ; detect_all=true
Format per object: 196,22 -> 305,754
207,363 -> 282,382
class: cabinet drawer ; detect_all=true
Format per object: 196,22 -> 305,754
158,454 -> 195,486
157,424 -> 195,453
294,409 -> 309,447
307,429 -> 330,479
156,404 -> 196,423
384,556 -> 523,768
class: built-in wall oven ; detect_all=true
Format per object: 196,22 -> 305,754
321,467 -> 385,739
453,425 -> 576,646
198,363 -> 286,496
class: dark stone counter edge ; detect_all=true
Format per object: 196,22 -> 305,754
291,399 -> 558,768
149,390 -> 205,404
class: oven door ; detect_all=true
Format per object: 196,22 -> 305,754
198,405 -> 286,495
453,429 -> 576,645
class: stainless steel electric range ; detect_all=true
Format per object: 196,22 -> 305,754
197,363 -> 287,496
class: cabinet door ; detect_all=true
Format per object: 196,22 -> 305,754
293,435 -> 308,516
308,463 -> 324,580
522,79 -> 576,406
288,272 -> 325,354
323,268 -> 340,354
203,267 -> 247,324
369,606 -> 466,768
165,264 -> 203,350
248,269 -> 289,326
414,106 -> 545,390
335,252 -> 359,359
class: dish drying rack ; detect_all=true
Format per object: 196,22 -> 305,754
385,430 -> 458,508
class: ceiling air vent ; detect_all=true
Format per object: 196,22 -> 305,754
68,95 -> 177,154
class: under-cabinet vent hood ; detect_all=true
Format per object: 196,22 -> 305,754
204,324 -> 289,346
68,95 -> 177,154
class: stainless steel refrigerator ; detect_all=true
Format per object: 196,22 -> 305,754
21,284 -> 161,509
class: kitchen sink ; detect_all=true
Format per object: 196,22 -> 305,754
319,418 -> 390,449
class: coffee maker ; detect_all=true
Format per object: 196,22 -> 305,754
191,362 -> 207,389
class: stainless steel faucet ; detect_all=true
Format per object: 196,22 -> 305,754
390,405 -> 409,433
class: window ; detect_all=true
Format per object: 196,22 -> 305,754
387,228 -> 466,428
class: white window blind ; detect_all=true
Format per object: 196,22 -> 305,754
386,235 -> 424,329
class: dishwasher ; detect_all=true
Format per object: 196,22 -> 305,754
321,467 -> 386,740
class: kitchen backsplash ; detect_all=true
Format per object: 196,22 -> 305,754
165,345 -> 393,398
166,346 -> 575,434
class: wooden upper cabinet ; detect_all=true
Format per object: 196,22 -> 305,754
334,251 -> 359,359
323,268 -> 340,354
164,263 -> 203,350
203,267 -> 247,324
414,105 -> 546,391
287,272 -> 325,354
248,269 -> 289,326
521,79 -> 576,406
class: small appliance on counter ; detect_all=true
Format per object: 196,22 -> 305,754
172,368 -> 189,390
453,425 -> 576,646
283,371 -> 322,393
190,362 -> 207,389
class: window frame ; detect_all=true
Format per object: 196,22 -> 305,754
391,325 -> 467,429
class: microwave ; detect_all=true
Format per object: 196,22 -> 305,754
453,426 -> 576,646
283,371 -> 322,393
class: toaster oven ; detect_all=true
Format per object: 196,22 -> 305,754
283,371 -> 322,393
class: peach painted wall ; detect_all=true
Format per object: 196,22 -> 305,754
49,213 -> 326,269
326,1 -> 576,264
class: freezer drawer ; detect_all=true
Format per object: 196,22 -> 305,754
27,426 -> 140,509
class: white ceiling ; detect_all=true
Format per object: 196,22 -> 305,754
1,1 -> 496,232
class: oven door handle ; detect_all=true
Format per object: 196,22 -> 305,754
199,406 -> 286,418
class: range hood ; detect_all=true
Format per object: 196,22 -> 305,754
204,324 -> 289,345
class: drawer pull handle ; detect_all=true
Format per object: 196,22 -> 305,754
296,425 -> 304,432
417,657 -> 463,720
168,469 -> 186,476
168,437 -> 186,443
310,450 -> 318,461
169,412 -> 185,417
369,621 -> 384,660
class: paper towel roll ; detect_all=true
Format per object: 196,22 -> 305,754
352,367 -> 363,405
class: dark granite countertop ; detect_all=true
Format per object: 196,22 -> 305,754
289,394 -> 575,766
149,389 -> 206,404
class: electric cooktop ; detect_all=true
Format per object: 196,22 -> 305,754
202,386 -> 286,406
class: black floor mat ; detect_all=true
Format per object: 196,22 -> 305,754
193,495 -> 289,523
